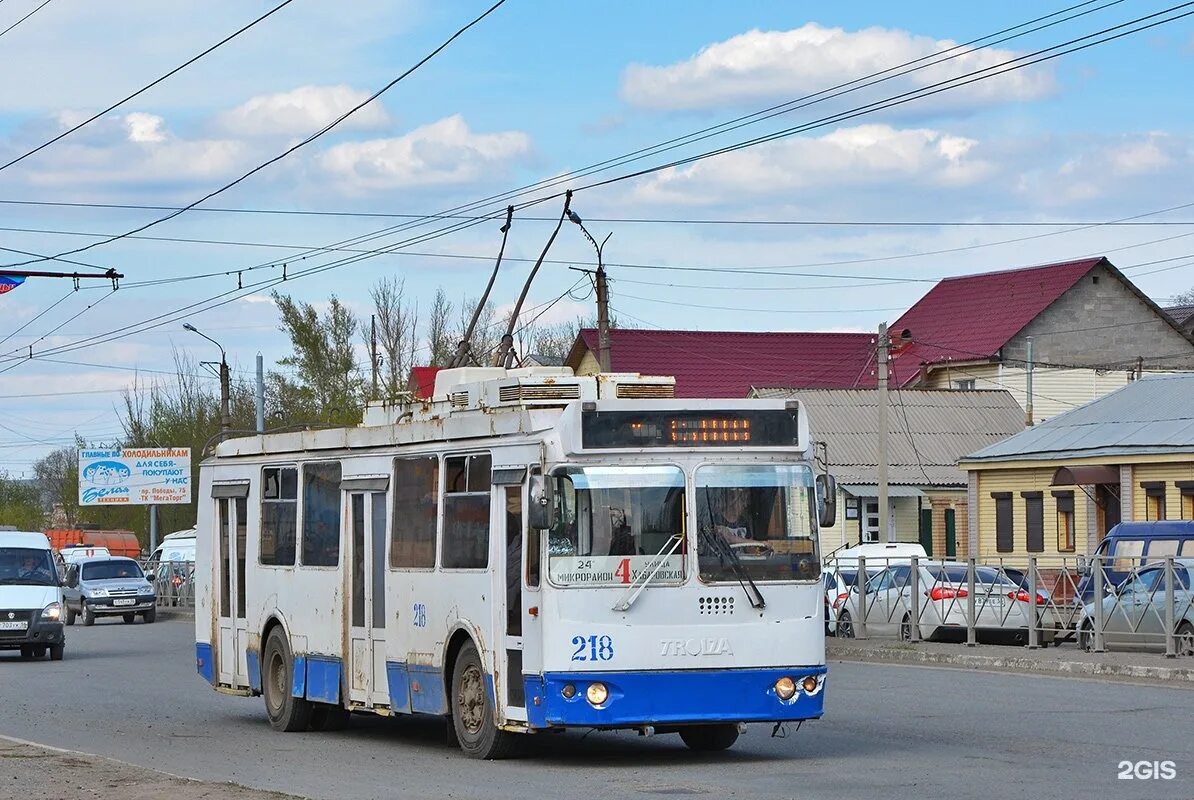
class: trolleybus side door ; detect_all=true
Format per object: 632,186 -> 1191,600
346,486 -> 390,707
214,487 -> 249,688
493,468 -> 528,722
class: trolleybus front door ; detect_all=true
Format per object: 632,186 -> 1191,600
347,490 -> 389,707
498,482 -> 528,721
215,495 -> 249,688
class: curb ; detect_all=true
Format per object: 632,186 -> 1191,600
828,642 -> 1194,685
155,607 -> 195,620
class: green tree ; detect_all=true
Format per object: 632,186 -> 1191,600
0,471 -> 45,530
34,443 -> 82,528
268,292 -> 366,424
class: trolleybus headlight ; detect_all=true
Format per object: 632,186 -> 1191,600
561,683 -> 577,699
585,682 -> 609,706
801,676 -> 821,694
774,676 -> 796,700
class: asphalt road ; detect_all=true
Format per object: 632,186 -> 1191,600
2,618 -> 1191,800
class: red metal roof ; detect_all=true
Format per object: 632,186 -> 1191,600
574,328 -> 876,398
407,366 -> 441,399
888,257 -> 1104,386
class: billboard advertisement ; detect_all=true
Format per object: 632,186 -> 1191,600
78,448 -> 192,506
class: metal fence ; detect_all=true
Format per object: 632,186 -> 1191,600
142,558 -> 195,608
825,555 -> 1194,658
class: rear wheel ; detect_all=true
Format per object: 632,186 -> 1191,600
899,614 -> 913,642
836,611 -> 854,639
1176,622 -> 1194,657
32,646 -> 46,658
19,645 -> 33,659
450,641 -> 517,759
309,704 -> 351,731
679,724 -> 740,751
122,613 -> 136,624
142,606 -> 156,624
82,605 -> 95,626
49,644 -> 64,661
262,627 -> 312,732
1078,620 -> 1095,652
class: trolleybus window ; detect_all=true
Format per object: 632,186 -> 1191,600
301,461 -> 342,567
695,464 -> 819,583
261,466 -> 297,566
547,465 -> 686,587
442,454 -> 491,570
391,456 -> 439,569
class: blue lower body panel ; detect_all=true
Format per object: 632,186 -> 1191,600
525,666 -> 827,729
245,649 -> 261,694
195,643 -> 214,685
386,662 -> 412,714
304,656 -> 342,705
409,664 -> 447,714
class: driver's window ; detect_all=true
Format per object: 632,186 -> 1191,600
1122,568 -> 1161,598
866,570 -> 891,593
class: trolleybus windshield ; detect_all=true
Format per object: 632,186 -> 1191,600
695,464 -> 820,583
547,465 -> 686,587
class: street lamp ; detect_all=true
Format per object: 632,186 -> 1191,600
567,211 -> 613,374
183,322 -> 231,432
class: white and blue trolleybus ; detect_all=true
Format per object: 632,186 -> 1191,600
194,367 -> 835,757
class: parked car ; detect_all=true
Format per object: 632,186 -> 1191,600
824,567 -> 881,636
0,530 -> 66,660
1076,521 -> 1194,602
62,556 -> 156,625
144,528 -> 196,606
1077,558 -> 1194,655
835,562 -> 1059,645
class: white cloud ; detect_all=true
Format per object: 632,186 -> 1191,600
319,115 -> 531,192
218,85 -> 390,137
630,123 -> 994,204
124,112 -> 167,143
621,23 -> 1055,113
1042,132 -> 1193,205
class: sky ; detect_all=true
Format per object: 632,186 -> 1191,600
1,0 -> 1194,475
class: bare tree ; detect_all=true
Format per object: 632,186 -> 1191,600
369,277 -> 419,399
426,288 -> 454,366
453,296 -> 498,365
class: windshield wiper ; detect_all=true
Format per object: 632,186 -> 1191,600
611,534 -> 684,612
701,494 -> 766,609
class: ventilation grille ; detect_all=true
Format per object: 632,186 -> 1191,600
449,391 -> 470,409
616,383 -> 675,399
698,595 -> 735,615
498,383 -> 581,403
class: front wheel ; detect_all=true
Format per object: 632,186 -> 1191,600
122,613 -> 136,624
679,724 -> 740,752
1078,620 -> 1094,652
142,606 -> 156,624
82,605 -> 95,626
1176,622 -> 1194,657
49,644 -> 64,661
262,627 -> 312,732
450,642 -> 517,759
65,605 -> 76,626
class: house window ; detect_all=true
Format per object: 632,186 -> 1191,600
1178,482 -> 1194,520
993,492 -> 1013,553
1142,481 -> 1166,520
1054,491 -> 1075,552
953,379 -> 976,391
862,500 -> 880,543
1022,492 -> 1044,553
442,453 -> 492,569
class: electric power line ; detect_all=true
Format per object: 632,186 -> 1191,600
0,0 -> 52,41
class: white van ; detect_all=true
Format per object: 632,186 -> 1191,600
0,530 -> 66,660
147,527 -> 196,565
145,528 -> 196,606
60,545 -> 111,564
826,542 -> 928,569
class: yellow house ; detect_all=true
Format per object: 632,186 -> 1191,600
960,374 -> 1194,562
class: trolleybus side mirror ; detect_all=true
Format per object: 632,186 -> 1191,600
528,474 -> 556,530
816,474 -> 837,528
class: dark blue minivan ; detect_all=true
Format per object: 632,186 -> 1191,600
1078,520 -> 1194,600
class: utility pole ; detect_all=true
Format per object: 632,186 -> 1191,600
567,208 -> 612,373
1136,355 -> 1144,381
219,358 -> 231,432
877,323 -> 891,543
370,314 -> 379,399
1025,336 -> 1035,427
255,353 -> 265,434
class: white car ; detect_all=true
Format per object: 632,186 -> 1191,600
835,562 -> 1060,645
